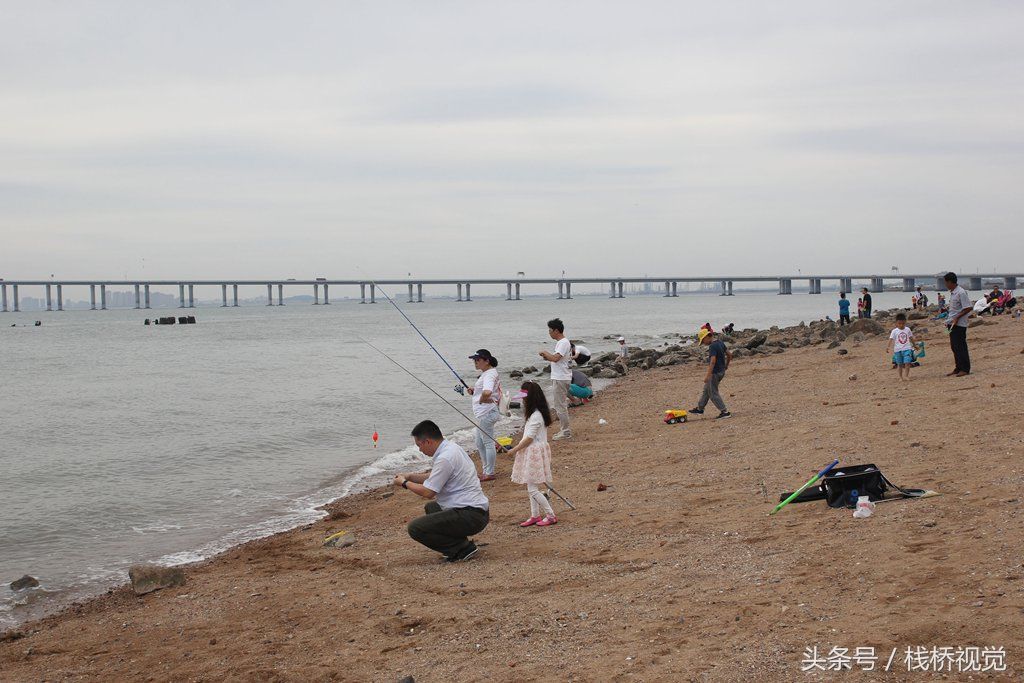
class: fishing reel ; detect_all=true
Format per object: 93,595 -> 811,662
453,385 -> 465,395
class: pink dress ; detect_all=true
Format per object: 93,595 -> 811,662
511,411 -> 553,485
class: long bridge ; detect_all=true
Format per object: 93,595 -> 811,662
1,273 -> 1019,312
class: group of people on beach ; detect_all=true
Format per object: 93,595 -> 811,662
391,270 -> 996,563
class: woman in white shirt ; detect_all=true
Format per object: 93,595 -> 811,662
504,381 -> 557,527
465,349 -> 502,481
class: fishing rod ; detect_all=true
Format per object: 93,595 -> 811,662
370,280 -> 470,390
360,337 -> 576,511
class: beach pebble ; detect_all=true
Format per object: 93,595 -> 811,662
323,531 -> 356,549
128,565 -> 185,595
9,575 -> 39,591
848,374 -> 857,380
380,491 -> 394,500
890,420 -> 899,426
597,483 -> 608,491
837,349 -> 849,355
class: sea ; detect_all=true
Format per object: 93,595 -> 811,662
0,286 -> 925,628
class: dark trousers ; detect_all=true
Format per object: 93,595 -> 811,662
697,371 -> 727,412
950,325 -> 970,374
839,314 -> 850,325
407,501 -> 489,557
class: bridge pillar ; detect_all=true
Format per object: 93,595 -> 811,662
359,283 -> 366,304
727,281 -> 733,296
232,284 -> 239,307
506,282 -> 512,301
323,283 -> 330,304
179,284 -> 186,308
514,282 -> 521,300
778,279 -> 787,295
369,283 -> 376,303
277,284 -> 284,306
89,284 -> 96,310
313,283 -> 320,305
870,277 -> 884,293
46,284 -> 53,310
12,284 -> 19,311
133,284 -> 140,309
457,283 -> 463,302
902,277 -> 915,292
144,284 -> 151,309
267,283 -> 273,306
935,277 -> 945,291
221,284 -> 228,307
188,284 -> 195,308
56,284 -> 64,311
99,284 -> 105,310
564,282 -> 571,299
1005,276 -> 1017,290
408,283 -> 415,303
1,284 -> 6,312
609,281 -> 616,298
557,282 -> 564,299
417,283 -> 423,303
672,281 -> 678,297
721,280 -> 728,296
664,281 -> 671,297
969,277 -> 982,291
465,283 -> 472,301
617,281 -> 625,298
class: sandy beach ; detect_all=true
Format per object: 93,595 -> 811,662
3,313 -> 1023,682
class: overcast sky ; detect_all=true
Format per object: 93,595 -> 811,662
2,1 -> 1022,280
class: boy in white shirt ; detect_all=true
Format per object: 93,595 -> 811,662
538,318 -> 572,440
886,312 -> 915,382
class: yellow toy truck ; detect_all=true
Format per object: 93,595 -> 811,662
663,409 -> 688,425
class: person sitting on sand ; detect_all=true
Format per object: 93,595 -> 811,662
568,368 -> 593,407
689,327 -> 732,420
503,382 -> 557,527
394,420 -> 490,562
886,312 -> 915,382
615,336 -> 628,373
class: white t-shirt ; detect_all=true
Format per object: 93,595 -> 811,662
550,337 -> 572,381
617,344 -> 627,358
423,440 -> 489,511
522,410 -> 549,444
889,326 -> 914,352
472,368 -> 500,419
573,345 -> 591,358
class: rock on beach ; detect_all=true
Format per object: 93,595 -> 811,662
128,565 -> 186,595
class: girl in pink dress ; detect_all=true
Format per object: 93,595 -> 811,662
504,381 -> 556,527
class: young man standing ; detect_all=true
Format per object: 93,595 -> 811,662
396,420 -> 490,562
944,271 -> 972,376
690,327 -> 732,419
539,318 -> 572,440
860,287 -> 873,318
838,292 -> 851,325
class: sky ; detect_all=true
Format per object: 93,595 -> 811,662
2,0 -> 1023,281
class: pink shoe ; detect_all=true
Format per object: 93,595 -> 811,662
519,516 -> 542,527
535,515 -> 558,527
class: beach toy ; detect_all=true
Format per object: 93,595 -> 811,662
372,430 -> 379,448
663,409 -> 688,425
915,341 -> 925,358
496,437 -> 513,448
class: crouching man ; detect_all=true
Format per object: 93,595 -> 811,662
394,420 -> 490,562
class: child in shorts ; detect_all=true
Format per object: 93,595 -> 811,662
886,312 -> 915,381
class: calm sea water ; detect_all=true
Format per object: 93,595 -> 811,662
0,288 -> 924,627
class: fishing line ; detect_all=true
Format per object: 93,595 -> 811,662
359,337 -> 576,511
369,280 -> 469,389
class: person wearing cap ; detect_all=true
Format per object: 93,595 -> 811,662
395,420 -> 489,562
465,349 -> 501,481
538,318 -> 572,440
615,337 -> 628,373
690,327 -> 732,419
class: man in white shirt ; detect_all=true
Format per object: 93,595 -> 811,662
539,318 -> 572,440
943,271 -> 972,376
394,420 -> 490,562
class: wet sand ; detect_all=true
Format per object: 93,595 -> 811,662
3,315 -> 1023,682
